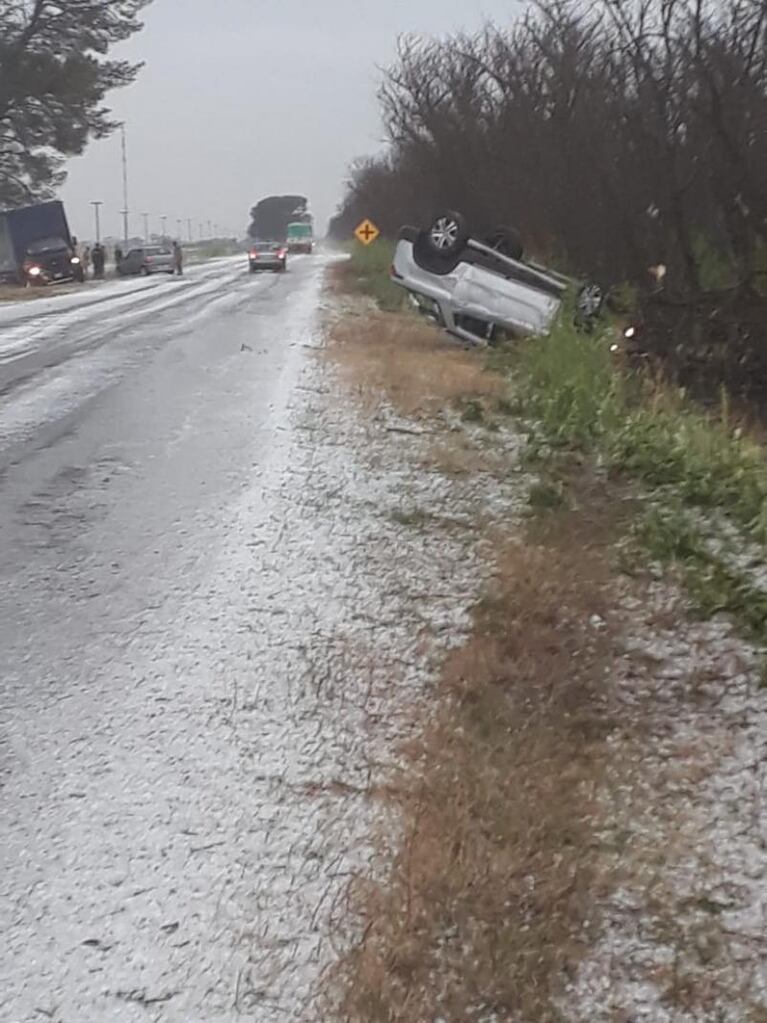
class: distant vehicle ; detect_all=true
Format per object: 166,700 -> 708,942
391,210 -> 603,345
0,201 -> 84,286
117,245 -> 175,276
286,222 -> 313,254
248,241 -> 288,273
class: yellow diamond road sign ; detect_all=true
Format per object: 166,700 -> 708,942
354,219 -> 380,245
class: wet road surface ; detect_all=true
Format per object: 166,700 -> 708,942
0,256 -> 343,1021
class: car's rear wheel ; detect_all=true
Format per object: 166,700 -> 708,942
576,282 -> 604,319
426,210 -> 468,258
486,226 -> 524,261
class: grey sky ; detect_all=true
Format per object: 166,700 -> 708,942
61,0 -> 523,242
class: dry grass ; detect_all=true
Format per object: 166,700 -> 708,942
0,282 -> 82,302
332,526 -> 620,1022
329,312 -> 504,420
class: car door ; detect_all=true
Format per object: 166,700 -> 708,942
452,263 -> 562,336
123,249 -> 142,274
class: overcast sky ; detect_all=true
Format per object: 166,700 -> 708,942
60,0 -> 523,243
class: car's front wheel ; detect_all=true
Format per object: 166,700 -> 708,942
426,210 -> 468,258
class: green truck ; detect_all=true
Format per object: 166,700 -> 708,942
286,221 -> 314,254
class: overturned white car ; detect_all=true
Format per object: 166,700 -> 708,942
390,211 -> 603,344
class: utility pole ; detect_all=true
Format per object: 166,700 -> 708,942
90,201 -> 103,243
120,123 -> 129,245
176,218 -> 182,239
142,213 -> 149,242
207,220 -> 212,238
187,218 -> 192,242
160,215 -> 167,239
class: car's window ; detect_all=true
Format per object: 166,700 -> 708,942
125,249 -> 141,259
145,246 -> 171,256
27,236 -> 68,254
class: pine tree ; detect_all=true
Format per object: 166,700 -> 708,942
0,0 -> 151,207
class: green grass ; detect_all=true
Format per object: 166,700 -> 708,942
629,503 -> 767,645
460,398 -> 485,424
343,240 -> 403,312
528,480 -> 565,511
509,314 -> 767,646
512,319 -> 767,540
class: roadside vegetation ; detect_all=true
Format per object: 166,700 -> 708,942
325,252 -> 766,1019
506,318 -> 767,651
323,0 -> 767,1013
333,241 -> 402,312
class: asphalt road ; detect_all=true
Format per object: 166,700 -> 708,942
0,255 -> 336,1021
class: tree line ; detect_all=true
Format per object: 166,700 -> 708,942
330,0 -> 767,297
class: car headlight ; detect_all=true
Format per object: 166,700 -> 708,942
28,266 -> 42,276
71,256 -> 81,264
623,325 -> 636,339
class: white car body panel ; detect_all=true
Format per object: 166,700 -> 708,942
392,238 -> 564,341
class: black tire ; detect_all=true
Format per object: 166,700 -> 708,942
487,226 -> 524,261
426,210 -> 469,258
412,231 -> 461,275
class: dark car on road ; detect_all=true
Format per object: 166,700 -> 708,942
248,241 -> 287,273
117,245 -> 176,277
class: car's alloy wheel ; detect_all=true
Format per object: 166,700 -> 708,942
430,217 -> 460,250
577,282 -> 604,318
426,210 -> 468,258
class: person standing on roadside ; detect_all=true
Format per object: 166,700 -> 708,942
92,243 -> 105,280
81,244 -> 91,278
114,244 -> 123,273
172,239 -> 184,276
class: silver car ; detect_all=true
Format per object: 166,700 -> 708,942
117,245 -> 176,277
391,212 -> 603,344
248,241 -> 287,273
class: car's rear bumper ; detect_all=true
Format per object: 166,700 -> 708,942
249,259 -> 285,270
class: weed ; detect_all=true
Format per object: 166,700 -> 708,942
331,241 -> 403,312
512,315 -> 767,641
629,503 -> 767,644
460,397 -> 484,423
528,479 -> 565,511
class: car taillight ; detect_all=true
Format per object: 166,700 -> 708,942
250,250 -> 258,258
278,249 -> 287,258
